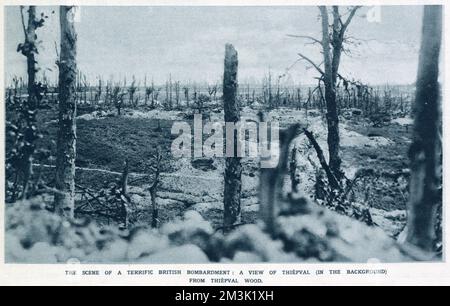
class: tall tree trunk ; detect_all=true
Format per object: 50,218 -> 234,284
223,44 -> 241,232
54,6 -> 77,218
25,6 -> 37,107
405,5 -> 442,251
319,6 -> 342,186
20,6 -> 38,199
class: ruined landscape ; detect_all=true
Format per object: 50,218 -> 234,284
3,5 -> 442,263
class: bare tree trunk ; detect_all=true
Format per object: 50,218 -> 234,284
169,74 -> 173,109
150,181 -> 158,228
120,160 -> 130,229
305,88 -> 310,119
223,44 -> 241,232
25,6 -> 37,107
289,146 -> 300,194
175,81 -> 180,108
184,86 -> 189,107
165,80 -> 169,109
54,6 -> 77,218
319,6 -> 342,185
299,6 -> 359,185
19,6 -> 39,199
260,125 -> 300,236
296,88 -> 301,110
405,5 -> 442,251
150,150 -> 162,228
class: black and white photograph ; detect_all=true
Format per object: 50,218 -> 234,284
0,0 -> 447,286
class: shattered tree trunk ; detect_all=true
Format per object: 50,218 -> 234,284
150,151 -> 162,228
303,128 -> 340,189
150,175 -> 159,228
320,6 -> 342,185
260,125 -> 300,236
20,6 -> 38,199
405,5 -> 442,251
290,146 -> 301,194
120,160 -> 130,229
54,6 -> 77,218
223,44 -> 242,232
25,6 -> 37,107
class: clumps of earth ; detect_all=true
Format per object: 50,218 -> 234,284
5,196 -> 410,264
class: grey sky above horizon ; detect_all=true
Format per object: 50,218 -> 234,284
5,5 -> 427,86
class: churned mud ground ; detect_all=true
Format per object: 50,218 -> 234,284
29,106 -> 412,238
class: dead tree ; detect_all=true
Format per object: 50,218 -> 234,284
195,94 -> 209,114
268,71 -> 273,109
89,81 -> 94,103
128,76 -> 138,107
145,85 -> 154,106
175,81 -> 181,109
223,44 -> 241,232
121,160 -> 129,195
296,87 -> 302,110
260,124 -> 301,236
275,77 -> 281,108
245,83 -> 250,104
82,74 -> 88,104
297,6 -> 360,186
404,5 -> 442,252
305,87 -> 311,118
208,84 -> 218,103
15,7 -> 51,199
94,77 -> 102,105
111,85 -> 125,115
289,146 -> 301,194
104,80 -> 111,105
169,75 -> 173,109
149,150 -> 162,228
183,86 -> 190,107
192,84 -> 198,110
119,160 -> 131,229
165,75 -> 173,109
165,80 -> 170,109
54,6 -> 77,218
16,6 -> 41,199
152,87 -> 161,109
144,76 -> 154,107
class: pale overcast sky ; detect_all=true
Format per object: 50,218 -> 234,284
5,5 -> 425,86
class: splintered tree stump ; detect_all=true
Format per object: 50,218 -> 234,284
223,44 -> 242,232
